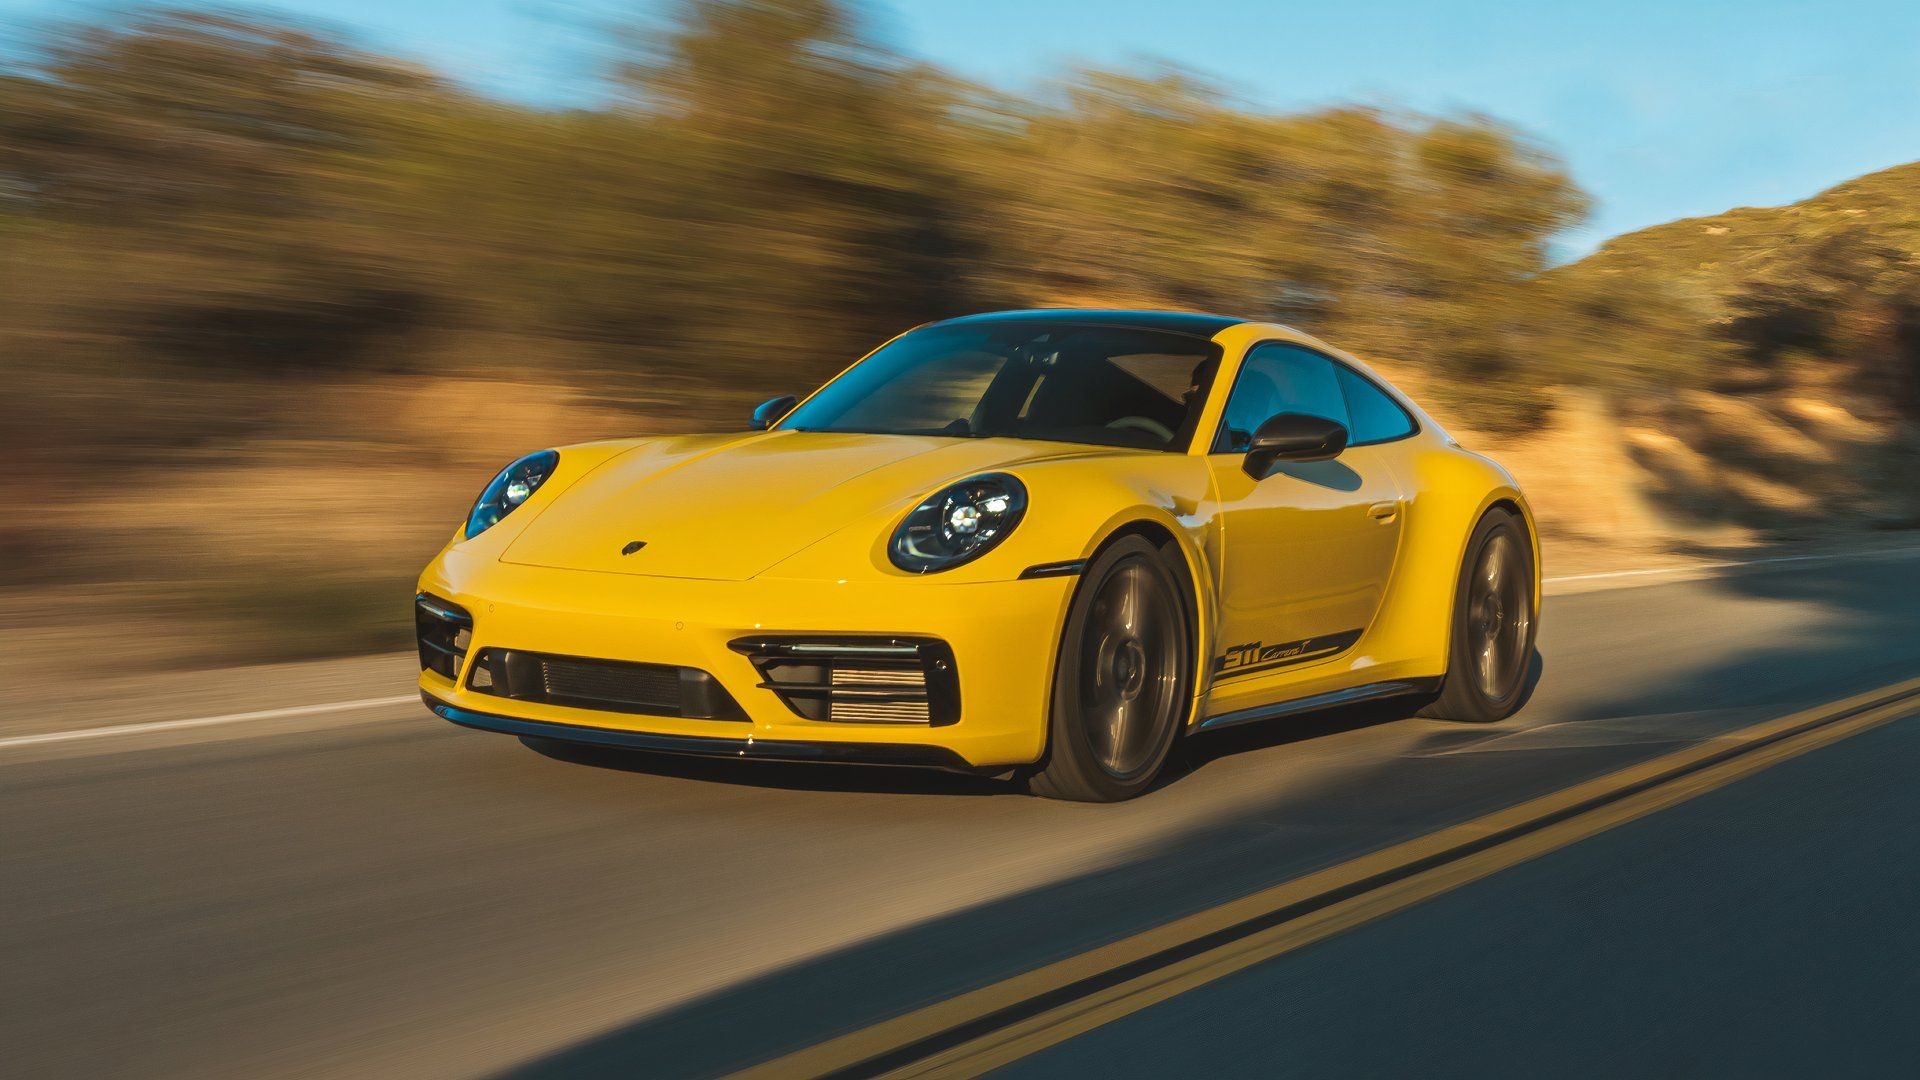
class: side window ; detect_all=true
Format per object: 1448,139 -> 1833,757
1213,343 -> 1349,453
1334,365 -> 1416,444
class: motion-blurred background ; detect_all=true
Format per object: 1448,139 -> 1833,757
4,1 -> 1918,707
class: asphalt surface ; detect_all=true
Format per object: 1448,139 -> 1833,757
1001,705 -> 1920,1079
5,549 -> 1920,1079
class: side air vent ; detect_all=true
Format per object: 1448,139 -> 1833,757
465,648 -> 745,720
728,637 -> 960,725
416,594 -> 472,680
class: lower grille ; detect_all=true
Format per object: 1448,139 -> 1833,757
541,657 -> 682,710
466,648 -> 744,720
729,636 -> 960,725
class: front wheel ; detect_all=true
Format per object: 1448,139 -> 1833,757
1025,536 -> 1193,802
1419,508 -> 1537,723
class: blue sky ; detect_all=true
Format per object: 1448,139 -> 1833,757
10,0 -> 1920,256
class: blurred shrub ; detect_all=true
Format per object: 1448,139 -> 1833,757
0,0 -> 1709,459
1722,229 -> 1920,409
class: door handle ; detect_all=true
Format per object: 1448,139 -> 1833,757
1368,501 -> 1400,523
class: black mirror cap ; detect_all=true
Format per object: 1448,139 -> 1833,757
1243,412 -> 1349,477
750,395 -> 799,431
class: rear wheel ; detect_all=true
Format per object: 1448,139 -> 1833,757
1419,509 -> 1536,722
1025,536 -> 1193,802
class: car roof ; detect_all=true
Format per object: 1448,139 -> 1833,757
927,308 -> 1247,339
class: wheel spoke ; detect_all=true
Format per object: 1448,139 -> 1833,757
1077,556 -> 1184,780
1469,531 -> 1530,703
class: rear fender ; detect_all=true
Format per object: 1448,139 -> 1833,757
1367,445 -> 1536,679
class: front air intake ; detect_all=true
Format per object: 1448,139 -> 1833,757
539,655 -> 682,711
465,649 -> 745,720
416,594 -> 472,680
830,667 -> 933,723
728,636 -> 960,725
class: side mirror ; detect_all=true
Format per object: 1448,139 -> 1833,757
1243,412 -> 1348,478
750,395 -> 798,431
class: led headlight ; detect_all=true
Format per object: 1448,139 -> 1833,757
889,473 -> 1027,573
465,449 -> 559,539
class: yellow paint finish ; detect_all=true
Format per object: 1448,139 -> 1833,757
418,317 -> 1537,769
1205,443 -> 1405,656
420,550 -> 1074,766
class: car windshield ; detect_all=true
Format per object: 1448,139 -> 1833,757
780,321 -> 1222,452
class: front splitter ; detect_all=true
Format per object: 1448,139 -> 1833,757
423,692 -> 981,771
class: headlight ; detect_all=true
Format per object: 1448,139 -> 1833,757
889,473 -> 1027,573
465,449 -> 559,539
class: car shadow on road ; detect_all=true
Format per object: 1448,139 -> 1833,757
518,736 -> 1015,796
1167,652 -> 1546,785
514,645 -> 1547,798
516,653 -> 1544,800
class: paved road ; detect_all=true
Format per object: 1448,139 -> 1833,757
999,707 -> 1920,1079
5,549 -> 1919,1078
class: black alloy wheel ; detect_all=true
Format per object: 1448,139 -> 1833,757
1027,535 -> 1193,802
1419,508 -> 1538,722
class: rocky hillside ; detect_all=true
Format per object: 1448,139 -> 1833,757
1568,161 -> 1920,299
1547,161 -> 1920,533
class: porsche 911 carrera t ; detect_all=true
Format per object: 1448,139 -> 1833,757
418,310 -> 1538,801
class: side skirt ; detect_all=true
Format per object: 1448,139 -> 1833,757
1195,677 -> 1442,733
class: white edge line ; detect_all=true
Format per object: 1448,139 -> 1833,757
8,545 -> 1916,752
1545,551 -> 1849,586
0,695 -> 419,750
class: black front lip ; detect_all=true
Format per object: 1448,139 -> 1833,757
422,692 -> 979,771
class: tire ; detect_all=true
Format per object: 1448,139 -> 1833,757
1418,508 -> 1537,723
1025,535 -> 1194,802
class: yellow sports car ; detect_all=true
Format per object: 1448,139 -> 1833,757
418,310 -> 1538,801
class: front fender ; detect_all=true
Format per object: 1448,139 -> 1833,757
757,453 -> 1222,720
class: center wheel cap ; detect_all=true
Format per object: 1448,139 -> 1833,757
1113,639 -> 1147,699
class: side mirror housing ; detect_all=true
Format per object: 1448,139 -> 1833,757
750,395 -> 798,431
1244,412 -> 1349,478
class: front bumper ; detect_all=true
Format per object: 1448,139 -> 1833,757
416,550 -> 1078,769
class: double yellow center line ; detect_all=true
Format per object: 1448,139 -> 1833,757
734,675 -> 1920,1079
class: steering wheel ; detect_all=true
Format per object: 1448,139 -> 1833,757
1106,416 -> 1176,443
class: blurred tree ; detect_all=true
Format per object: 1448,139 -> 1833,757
1724,228 -> 1920,411
963,72 -> 1588,428
0,9 -> 441,393
602,0 -> 985,381
0,11 -> 424,221
7,0 -> 1867,460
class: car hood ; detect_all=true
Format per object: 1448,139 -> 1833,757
501,430 -> 1109,580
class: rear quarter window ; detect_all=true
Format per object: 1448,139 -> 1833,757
1334,365 -> 1416,445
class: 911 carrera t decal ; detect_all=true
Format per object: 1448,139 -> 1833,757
1214,629 -> 1362,680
